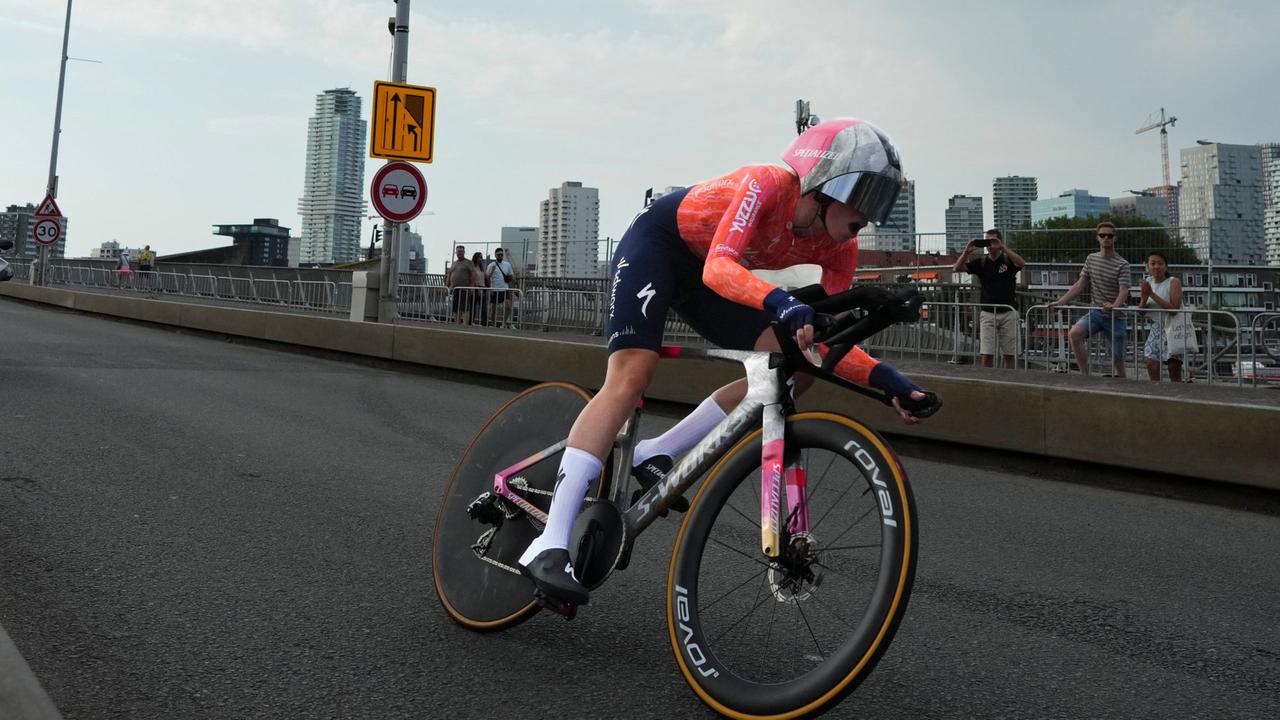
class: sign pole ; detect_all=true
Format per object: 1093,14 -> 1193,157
37,0 -> 73,287
378,0 -> 411,322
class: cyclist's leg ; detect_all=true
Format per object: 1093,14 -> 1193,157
519,195 -> 689,602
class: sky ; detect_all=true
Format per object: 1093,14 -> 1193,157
2,0 -> 1278,270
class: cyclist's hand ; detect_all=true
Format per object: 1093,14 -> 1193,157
764,289 -> 815,348
795,322 -> 814,351
892,391 -> 927,425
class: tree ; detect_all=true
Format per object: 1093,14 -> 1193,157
1008,214 -> 1199,264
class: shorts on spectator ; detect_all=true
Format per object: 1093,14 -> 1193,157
1075,309 -> 1127,361
979,309 -> 1019,356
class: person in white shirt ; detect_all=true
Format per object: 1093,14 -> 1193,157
1139,251 -> 1185,382
485,247 -> 517,328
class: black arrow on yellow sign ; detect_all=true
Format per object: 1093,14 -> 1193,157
385,93 -> 401,148
407,124 -> 419,152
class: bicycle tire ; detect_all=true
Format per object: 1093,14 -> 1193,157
667,412 -> 917,719
432,382 -> 610,631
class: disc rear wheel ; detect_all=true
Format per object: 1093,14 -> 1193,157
432,382 -> 609,631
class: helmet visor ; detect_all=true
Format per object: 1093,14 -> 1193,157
818,171 -> 903,225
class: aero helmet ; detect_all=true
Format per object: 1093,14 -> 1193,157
781,118 -> 905,225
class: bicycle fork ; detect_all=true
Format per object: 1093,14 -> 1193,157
760,403 -> 809,557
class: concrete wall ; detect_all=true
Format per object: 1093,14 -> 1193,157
4,282 -> 1276,489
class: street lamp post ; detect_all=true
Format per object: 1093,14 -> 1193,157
36,0 -> 74,286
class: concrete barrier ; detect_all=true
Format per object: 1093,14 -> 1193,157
4,283 -> 1276,489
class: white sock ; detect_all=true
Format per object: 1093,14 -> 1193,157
633,395 -> 727,467
519,447 -> 603,566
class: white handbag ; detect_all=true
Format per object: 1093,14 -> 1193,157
1165,309 -> 1199,356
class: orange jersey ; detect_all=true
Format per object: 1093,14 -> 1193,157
675,164 -> 859,310
675,164 -> 877,385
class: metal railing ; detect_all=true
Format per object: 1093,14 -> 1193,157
1023,304 -> 1241,384
1247,312 -> 1280,385
863,301 -> 1019,365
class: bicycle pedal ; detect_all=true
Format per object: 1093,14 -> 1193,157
534,591 -> 578,620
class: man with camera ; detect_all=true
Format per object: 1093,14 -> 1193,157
485,247 -> 517,329
953,229 -> 1025,368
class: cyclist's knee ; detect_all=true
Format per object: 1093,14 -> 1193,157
602,349 -> 658,403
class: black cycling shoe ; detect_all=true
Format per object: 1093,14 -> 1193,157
520,548 -> 590,606
631,454 -> 688,512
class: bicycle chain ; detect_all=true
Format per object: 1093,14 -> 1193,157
467,477 -> 603,577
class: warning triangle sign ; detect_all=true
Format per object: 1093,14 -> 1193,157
35,193 -> 62,218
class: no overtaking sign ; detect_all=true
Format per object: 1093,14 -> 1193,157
370,162 -> 427,223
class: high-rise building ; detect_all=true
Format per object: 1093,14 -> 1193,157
298,89 -> 367,266
1178,143 -> 1265,264
1260,143 -> 1280,266
944,195 -> 983,252
0,203 -> 66,259
1143,185 -> 1179,229
402,228 -> 425,273
863,180 -> 915,252
993,176 -> 1037,234
538,182 -> 599,277
1029,189 -> 1110,225
1109,194 -> 1168,226
212,218 -> 292,266
501,226 -> 539,274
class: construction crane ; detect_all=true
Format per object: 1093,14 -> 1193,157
1136,108 -> 1178,224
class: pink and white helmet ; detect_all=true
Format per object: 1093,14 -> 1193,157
781,118 -> 905,225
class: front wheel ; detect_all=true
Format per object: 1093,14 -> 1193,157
667,412 -> 917,719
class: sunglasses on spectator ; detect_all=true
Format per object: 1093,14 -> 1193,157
1097,233 -> 1116,238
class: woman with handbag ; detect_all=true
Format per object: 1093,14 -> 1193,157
1139,251 -> 1185,382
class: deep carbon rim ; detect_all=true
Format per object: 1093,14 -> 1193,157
667,413 -> 917,719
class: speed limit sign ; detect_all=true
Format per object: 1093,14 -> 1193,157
32,218 -> 61,246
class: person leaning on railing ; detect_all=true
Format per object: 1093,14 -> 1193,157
1046,222 -> 1131,377
1139,251 -> 1185,382
953,228 -> 1025,368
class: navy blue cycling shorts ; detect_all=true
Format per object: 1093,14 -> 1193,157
606,187 -> 772,354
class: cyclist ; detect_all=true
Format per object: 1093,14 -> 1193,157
519,118 -> 939,605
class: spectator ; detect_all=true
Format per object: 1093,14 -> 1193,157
470,251 -> 489,326
1047,222 -> 1130,377
1140,251 -> 1185,382
115,250 -> 133,288
138,245 -> 155,272
445,244 -> 477,325
486,247 -> 516,328
953,228 -> 1025,368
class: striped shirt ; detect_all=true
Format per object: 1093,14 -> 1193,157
1081,251 -> 1130,306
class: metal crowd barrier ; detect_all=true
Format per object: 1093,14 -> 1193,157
863,300 -> 1019,365
1023,304 -> 1241,384
1247,312 -> 1280,386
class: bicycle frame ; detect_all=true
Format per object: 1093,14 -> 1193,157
489,344 -> 813,564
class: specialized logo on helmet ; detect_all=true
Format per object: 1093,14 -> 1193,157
729,179 -> 763,238
792,148 -> 841,161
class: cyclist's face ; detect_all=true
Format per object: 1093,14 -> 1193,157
825,201 -> 869,243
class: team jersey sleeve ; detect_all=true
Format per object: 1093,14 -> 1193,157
702,169 -> 784,309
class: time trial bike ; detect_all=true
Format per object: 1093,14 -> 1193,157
432,285 -> 937,719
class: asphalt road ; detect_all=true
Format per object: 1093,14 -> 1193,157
2,298 -> 1278,720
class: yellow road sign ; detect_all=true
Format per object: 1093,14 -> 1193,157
370,81 -> 436,163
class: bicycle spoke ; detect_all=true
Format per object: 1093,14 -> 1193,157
804,450 -> 839,499
808,589 -> 856,630
722,495 -> 762,530
701,566 -> 769,613
810,480 -> 857,534
822,505 -> 878,548
794,600 -> 824,660
706,534 -> 774,570
819,542 -> 879,553
708,578 -> 777,646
